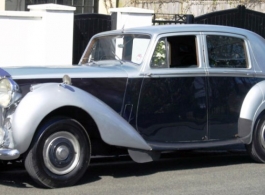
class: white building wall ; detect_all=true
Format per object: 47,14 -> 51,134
98,0 -> 116,14
0,1 -> 5,11
0,12 -> 44,66
0,4 -> 75,67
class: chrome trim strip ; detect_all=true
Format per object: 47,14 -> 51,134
141,72 -> 207,77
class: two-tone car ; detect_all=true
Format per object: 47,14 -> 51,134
1,24 -> 265,188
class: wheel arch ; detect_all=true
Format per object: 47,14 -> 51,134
34,106 -> 114,156
11,83 -> 151,154
238,80 -> 265,144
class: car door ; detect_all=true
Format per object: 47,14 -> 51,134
204,33 -> 258,140
137,33 -> 208,143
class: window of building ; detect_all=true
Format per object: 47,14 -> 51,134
206,35 -> 248,68
25,0 -> 96,13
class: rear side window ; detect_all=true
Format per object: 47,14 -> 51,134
206,35 -> 248,68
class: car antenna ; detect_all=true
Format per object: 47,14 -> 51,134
121,13 -> 130,33
122,24 -> 125,33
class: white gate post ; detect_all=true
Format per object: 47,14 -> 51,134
109,7 -> 154,30
28,4 -> 76,66
0,4 -> 75,67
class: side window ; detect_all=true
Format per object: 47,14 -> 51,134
151,35 -> 198,68
206,35 -> 248,68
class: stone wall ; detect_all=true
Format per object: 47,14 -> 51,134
120,0 -> 265,17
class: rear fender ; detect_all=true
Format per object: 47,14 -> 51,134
238,80 -> 265,143
11,83 -> 151,154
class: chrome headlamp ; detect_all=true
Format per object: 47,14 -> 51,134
0,78 -> 20,108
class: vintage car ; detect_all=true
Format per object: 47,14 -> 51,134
1,24 -> 265,188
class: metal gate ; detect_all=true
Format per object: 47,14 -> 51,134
73,14 -> 111,64
194,5 -> 265,38
152,14 -> 194,25
152,5 -> 265,39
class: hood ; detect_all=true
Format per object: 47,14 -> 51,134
1,64 -> 129,80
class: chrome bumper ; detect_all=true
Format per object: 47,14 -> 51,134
0,148 -> 20,160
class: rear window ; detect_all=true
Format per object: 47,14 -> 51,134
206,35 -> 248,68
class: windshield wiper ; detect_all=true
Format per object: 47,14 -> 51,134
112,52 -> 123,65
85,60 -> 98,66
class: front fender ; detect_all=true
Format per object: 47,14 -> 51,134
11,83 -> 151,154
239,80 -> 265,143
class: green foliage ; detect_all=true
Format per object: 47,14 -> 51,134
151,39 -> 166,67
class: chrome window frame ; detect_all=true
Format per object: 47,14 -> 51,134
202,32 -> 255,77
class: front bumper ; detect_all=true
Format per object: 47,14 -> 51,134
0,107 -> 20,160
0,148 -> 20,160
0,114 -> 21,160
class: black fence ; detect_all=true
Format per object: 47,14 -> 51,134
152,14 -> 194,25
73,14 -> 111,64
194,5 -> 265,38
152,5 -> 265,39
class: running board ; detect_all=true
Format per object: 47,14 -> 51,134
147,139 -> 243,151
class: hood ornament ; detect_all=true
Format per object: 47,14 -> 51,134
62,75 -> 72,85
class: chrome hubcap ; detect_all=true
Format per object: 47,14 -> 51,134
43,131 -> 80,175
56,145 -> 70,161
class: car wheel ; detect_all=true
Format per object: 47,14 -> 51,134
24,118 -> 91,188
246,115 -> 265,163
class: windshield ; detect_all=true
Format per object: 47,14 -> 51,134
80,34 -> 151,65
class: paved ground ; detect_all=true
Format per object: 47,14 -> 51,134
0,147 -> 265,195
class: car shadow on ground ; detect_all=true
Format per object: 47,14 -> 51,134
0,148 -> 253,189
77,148 -> 252,185
0,161 -> 36,188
